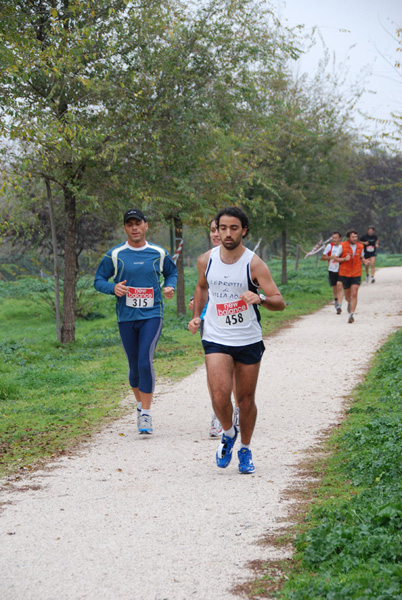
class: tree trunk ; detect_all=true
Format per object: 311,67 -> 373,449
294,243 -> 300,271
61,186 -> 76,343
169,224 -> 175,257
281,230 -> 288,285
45,178 -> 62,343
174,216 -> 186,315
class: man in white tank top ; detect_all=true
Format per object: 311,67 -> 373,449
189,207 -> 285,474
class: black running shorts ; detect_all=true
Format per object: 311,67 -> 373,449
328,271 -> 340,287
339,276 -> 361,289
202,339 -> 265,364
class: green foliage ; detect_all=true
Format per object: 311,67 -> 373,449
0,274 -> 106,320
0,380 -> 19,401
0,0 -> 305,337
243,71 -> 357,244
279,328 -> 402,600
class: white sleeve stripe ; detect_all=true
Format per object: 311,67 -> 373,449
112,242 -> 166,280
111,243 -> 129,279
147,243 -> 166,273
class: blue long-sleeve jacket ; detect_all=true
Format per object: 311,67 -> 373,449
94,241 -> 177,322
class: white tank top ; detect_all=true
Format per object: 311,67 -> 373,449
202,246 -> 262,346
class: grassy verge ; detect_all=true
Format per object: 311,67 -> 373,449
244,313 -> 402,599
0,254 -> 400,478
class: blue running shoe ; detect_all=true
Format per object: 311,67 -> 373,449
238,448 -> 255,474
138,414 -> 153,434
216,427 -> 238,468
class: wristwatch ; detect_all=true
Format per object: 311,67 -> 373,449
258,294 -> 266,304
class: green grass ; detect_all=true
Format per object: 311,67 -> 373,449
375,253 -> 402,268
266,322 -> 402,599
0,276 -> 205,475
0,255 -> 400,477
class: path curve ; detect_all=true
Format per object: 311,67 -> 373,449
1,267 -> 402,600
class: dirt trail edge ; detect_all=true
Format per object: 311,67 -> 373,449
1,267 -> 402,600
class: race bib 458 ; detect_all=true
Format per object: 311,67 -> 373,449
126,287 -> 154,308
216,299 -> 250,326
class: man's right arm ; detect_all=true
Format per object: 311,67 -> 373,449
331,246 -> 349,263
188,253 -> 210,334
94,254 -> 129,297
94,254 -> 116,295
321,245 -> 331,261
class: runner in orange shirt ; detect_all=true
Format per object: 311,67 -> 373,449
333,229 -> 368,324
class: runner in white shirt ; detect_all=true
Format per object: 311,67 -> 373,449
188,218 -> 239,437
321,231 -> 344,314
188,207 -> 285,474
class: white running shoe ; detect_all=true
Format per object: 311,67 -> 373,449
233,407 -> 240,428
137,408 -> 141,431
209,414 -> 223,437
371,277 -> 375,283
138,414 -> 153,434
365,275 -> 370,283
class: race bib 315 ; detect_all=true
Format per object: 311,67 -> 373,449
126,287 -> 154,308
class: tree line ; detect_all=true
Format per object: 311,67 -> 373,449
1,1 -> 401,342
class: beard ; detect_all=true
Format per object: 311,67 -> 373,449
221,236 -> 242,250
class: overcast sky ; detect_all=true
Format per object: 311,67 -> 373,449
273,0 -> 401,139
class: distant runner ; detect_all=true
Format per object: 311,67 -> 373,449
188,207 -> 285,473
360,226 -> 379,283
321,231 -> 343,314
333,228 -> 367,324
94,209 -> 177,434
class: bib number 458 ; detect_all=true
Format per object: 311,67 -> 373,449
225,313 -> 244,326
217,299 -> 250,327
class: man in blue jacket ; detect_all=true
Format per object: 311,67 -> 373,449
94,209 -> 177,434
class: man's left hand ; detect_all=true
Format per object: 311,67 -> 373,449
240,291 -> 260,305
163,287 -> 175,299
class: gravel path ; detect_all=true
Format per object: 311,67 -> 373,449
1,267 -> 402,600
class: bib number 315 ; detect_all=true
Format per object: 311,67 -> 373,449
126,287 -> 154,308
